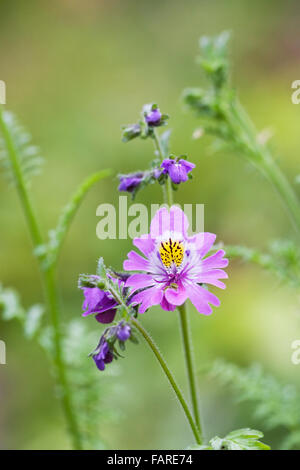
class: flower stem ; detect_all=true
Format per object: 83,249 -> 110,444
230,100 -> 300,236
43,266 -> 83,449
0,107 -> 83,450
177,303 -> 202,437
152,129 -> 174,206
132,318 -> 202,445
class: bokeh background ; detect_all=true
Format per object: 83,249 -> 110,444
1,0 -> 300,450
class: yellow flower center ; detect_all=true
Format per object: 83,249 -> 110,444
159,238 -> 184,268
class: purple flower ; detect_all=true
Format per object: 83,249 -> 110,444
81,285 -> 117,324
123,206 -> 228,315
161,158 -> 195,184
116,322 -> 131,341
145,108 -> 162,126
118,172 -> 144,193
92,337 -> 114,371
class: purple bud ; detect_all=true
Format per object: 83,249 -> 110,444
92,338 -> 114,371
117,322 -> 131,342
118,172 -> 145,193
145,108 -> 162,126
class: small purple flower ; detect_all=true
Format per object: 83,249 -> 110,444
161,158 -> 195,184
116,322 -> 131,341
145,107 -> 162,126
81,285 -> 117,324
92,337 -> 114,371
118,172 -> 145,193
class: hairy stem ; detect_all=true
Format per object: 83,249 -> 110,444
43,266 -> 82,449
132,318 -> 202,445
177,303 -> 202,436
152,129 -> 173,206
0,107 -> 82,449
231,100 -> 300,235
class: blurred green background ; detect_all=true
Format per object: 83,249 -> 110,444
1,0 -> 300,450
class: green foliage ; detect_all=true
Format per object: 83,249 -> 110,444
190,428 -> 270,450
0,284 -> 45,338
0,283 -> 117,449
34,170 -> 112,269
197,30 -> 231,90
62,320 -> 119,449
183,31 -> 300,235
209,360 -> 300,449
182,31 -> 260,160
0,284 -> 25,321
225,240 -> 300,288
0,110 -> 43,186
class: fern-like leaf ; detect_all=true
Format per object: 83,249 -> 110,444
62,320 -> 120,449
189,428 -> 270,450
223,240 -> 300,288
209,360 -> 300,449
0,110 -> 43,186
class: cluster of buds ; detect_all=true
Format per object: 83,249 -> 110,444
121,103 -> 169,143
91,320 -> 136,371
79,261 -> 138,372
119,104 -> 196,197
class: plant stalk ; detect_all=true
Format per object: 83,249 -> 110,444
132,318 -> 202,445
177,303 -> 202,436
0,107 -> 83,449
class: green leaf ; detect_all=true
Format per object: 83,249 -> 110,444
0,284 -> 25,321
209,359 -> 300,449
45,169 -> 112,269
24,304 -> 45,339
189,428 -> 270,451
0,110 -> 43,186
96,257 -> 107,279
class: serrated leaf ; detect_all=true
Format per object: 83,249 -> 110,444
0,284 -> 25,321
192,428 -> 270,451
0,110 -> 43,187
96,257 -> 106,279
24,304 -> 45,339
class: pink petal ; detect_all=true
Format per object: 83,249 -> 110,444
196,270 -> 228,289
164,284 -> 188,306
202,250 -> 229,270
123,250 -> 149,271
192,232 -> 216,258
185,283 -> 220,315
125,274 -> 154,293
160,296 -> 177,311
131,286 -> 163,313
133,234 -> 155,256
150,205 -> 189,238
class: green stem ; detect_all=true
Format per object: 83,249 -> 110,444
260,151 -> 300,236
49,169 -> 113,267
0,107 -> 83,449
177,303 -> 202,436
152,129 -> 173,206
230,100 -> 300,235
132,318 -> 202,445
43,266 -> 83,449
